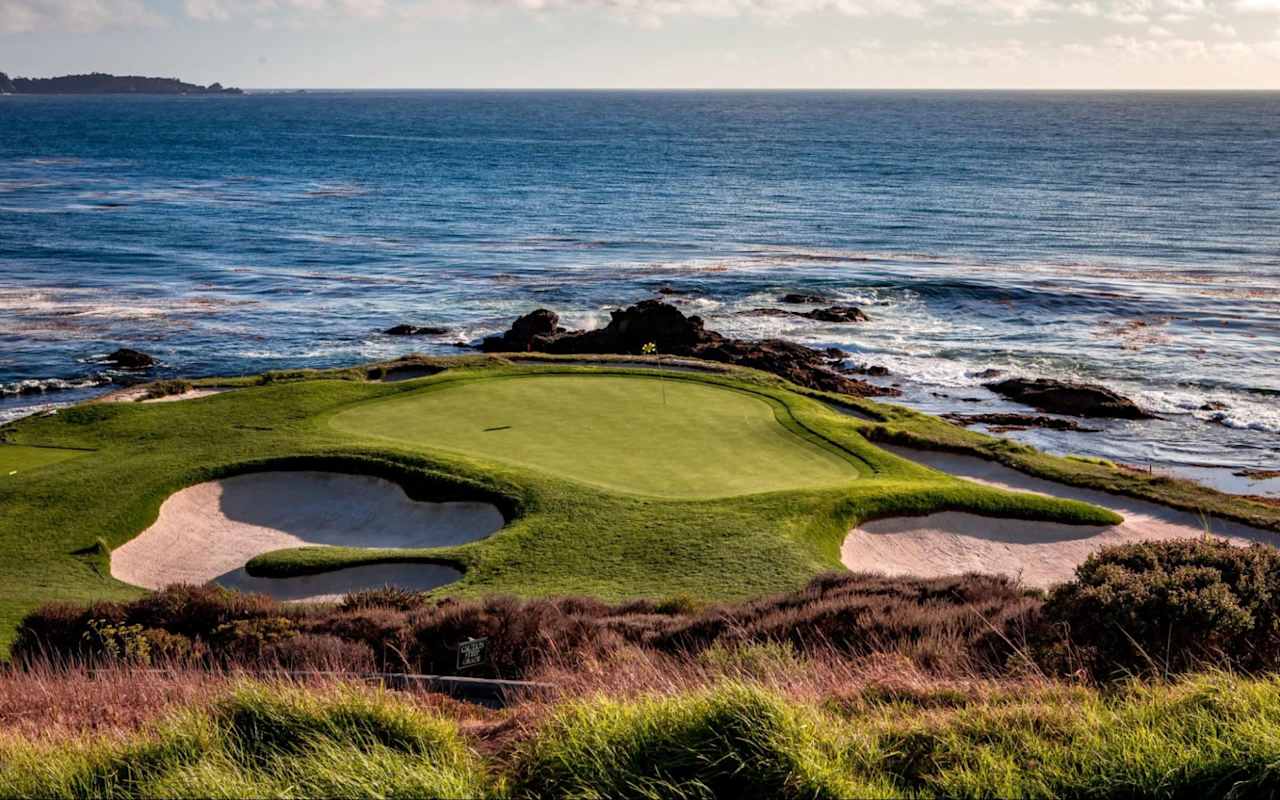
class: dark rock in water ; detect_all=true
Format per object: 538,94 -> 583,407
971,368 -> 1005,379
482,308 -> 566,352
384,324 -> 449,336
655,286 -> 685,296
943,412 -> 1102,432
845,364 -> 890,377
696,338 -> 885,396
738,306 -> 869,324
822,347 -> 846,361
984,378 -> 1152,419
801,306 -> 869,323
1234,468 -> 1280,480
1200,401 -> 1229,412
483,300 -> 897,397
105,348 -> 155,370
780,293 -> 828,304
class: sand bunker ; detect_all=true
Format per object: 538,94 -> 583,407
111,471 -> 504,600
842,445 -> 1279,587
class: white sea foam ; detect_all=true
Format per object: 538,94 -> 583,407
0,376 -> 107,397
0,403 -> 62,425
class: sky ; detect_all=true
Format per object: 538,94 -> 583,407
3,0 -> 1280,88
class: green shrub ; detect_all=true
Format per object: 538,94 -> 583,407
1042,539 -> 1280,677
211,617 -> 296,663
339,586 -> 428,613
138,380 -> 192,401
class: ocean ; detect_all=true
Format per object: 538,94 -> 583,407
2,90 -> 1278,494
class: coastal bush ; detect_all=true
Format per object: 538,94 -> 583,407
303,608 -> 415,672
339,586 -> 429,613
651,571 -> 1040,674
1041,539 -> 1280,677
261,634 -> 376,672
407,595 -> 626,678
13,573 -> 1047,676
139,380 -> 192,401
11,585 -> 281,666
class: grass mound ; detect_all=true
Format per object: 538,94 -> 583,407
0,683 -> 486,799
511,683 -> 881,799
331,374 -> 863,498
866,673 -> 1280,798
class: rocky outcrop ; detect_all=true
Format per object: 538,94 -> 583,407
104,348 -> 156,370
736,305 -> 869,323
780,293 -> 828,304
483,300 -> 897,397
843,364 -> 890,377
984,378 -> 1152,419
384,324 -> 449,336
801,306 -> 869,323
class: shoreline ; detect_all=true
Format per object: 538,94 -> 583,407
8,347 -> 1274,503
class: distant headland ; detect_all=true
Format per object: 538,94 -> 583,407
0,72 -> 242,95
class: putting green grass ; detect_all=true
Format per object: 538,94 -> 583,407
331,375 -> 862,498
0,444 -> 87,476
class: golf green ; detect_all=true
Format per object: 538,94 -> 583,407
0,445 -> 87,477
331,374 -> 863,498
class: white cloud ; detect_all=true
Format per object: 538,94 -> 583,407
1235,0 -> 1280,11
0,0 -> 162,32
1100,32 -> 1280,60
1210,21 -> 1238,33
184,0 -> 230,20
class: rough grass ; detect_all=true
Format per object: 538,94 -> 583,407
7,672 -> 1280,799
0,682 -> 487,799
0,359 -> 1119,656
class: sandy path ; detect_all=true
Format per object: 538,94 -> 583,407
111,471 -> 504,595
842,445 -> 1278,587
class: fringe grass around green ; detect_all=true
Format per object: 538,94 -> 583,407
7,672 -> 1280,799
